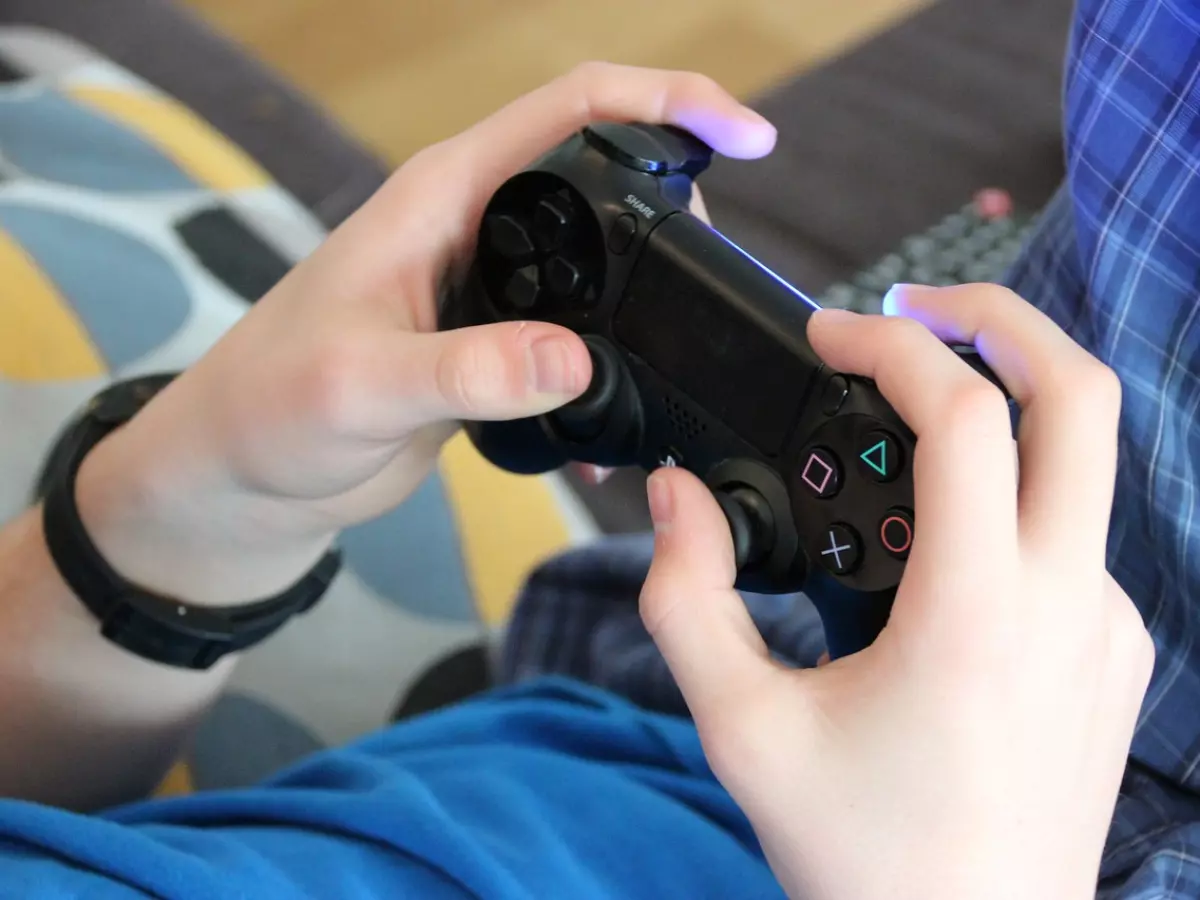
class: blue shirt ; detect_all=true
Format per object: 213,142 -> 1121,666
0,678 -> 783,898
5,0 -> 1200,897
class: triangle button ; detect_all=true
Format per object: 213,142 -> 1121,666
858,432 -> 900,482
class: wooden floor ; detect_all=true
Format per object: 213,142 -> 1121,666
184,0 -> 928,166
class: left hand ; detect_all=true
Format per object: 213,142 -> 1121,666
76,62 -> 777,605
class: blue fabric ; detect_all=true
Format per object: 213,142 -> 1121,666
499,533 -> 826,717
0,678 -> 782,899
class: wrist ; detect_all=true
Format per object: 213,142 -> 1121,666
73,417 -> 335,609
771,826 -> 1095,900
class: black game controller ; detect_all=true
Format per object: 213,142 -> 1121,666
439,122 -> 1009,659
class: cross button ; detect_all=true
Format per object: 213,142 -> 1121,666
818,524 -> 861,575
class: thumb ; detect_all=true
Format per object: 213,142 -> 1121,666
393,320 -> 591,429
640,467 -> 776,719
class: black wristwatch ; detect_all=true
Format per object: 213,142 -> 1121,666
36,373 -> 341,670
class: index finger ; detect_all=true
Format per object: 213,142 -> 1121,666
886,282 -> 1121,555
406,63 -> 774,243
450,62 -> 777,178
806,307 -> 1019,563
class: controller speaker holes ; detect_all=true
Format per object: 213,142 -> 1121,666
663,396 -> 706,440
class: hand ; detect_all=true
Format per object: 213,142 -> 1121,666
639,284 -> 1154,900
75,63 -> 776,605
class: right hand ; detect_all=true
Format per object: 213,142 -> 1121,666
638,283 -> 1154,899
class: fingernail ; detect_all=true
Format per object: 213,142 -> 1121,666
808,307 -> 858,331
528,337 -> 581,394
647,471 -> 675,531
811,307 -> 858,322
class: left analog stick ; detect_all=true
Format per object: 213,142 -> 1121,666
550,338 -> 619,441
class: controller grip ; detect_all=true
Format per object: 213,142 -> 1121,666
804,578 -> 895,660
464,418 -> 569,475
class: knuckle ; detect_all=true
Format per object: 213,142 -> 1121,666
1109,593 -> 1155,682
695,716 -> 749,781
1135,626 -> 1157,677
880,315 -> 933,356
567,59 -> 615,86
1120,603 -> 1155,664
400,143 -> 440,178
958,283 -> 1024,328
966,282 -> 1023,307
679,70 -> 722,97
1069,360 -> 1123,422
637,578 -> 677,639
1125,627 -> 1156,696
943,380 -> 1011,439
436,331 -> 523,416
950,376 -> 1008,427
694,696 -> 782,788
302,337 -> 371,435
435,346 -> 474,416
867,317 -> 928,376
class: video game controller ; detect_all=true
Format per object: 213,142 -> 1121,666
439,122 -> 1009,659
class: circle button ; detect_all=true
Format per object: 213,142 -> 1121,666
879,509 -> 914,559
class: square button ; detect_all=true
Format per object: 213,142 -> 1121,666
799,448 -> 841,498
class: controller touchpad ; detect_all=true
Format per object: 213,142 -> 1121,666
612,214 -> 818,457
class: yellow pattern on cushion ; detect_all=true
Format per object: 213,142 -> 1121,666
439,431 -> 572,627
0,227 -> 106,381
154,760 -> 195,797
66,86 -> 271,192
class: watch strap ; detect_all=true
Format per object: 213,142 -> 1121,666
41,373 -> 341,670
